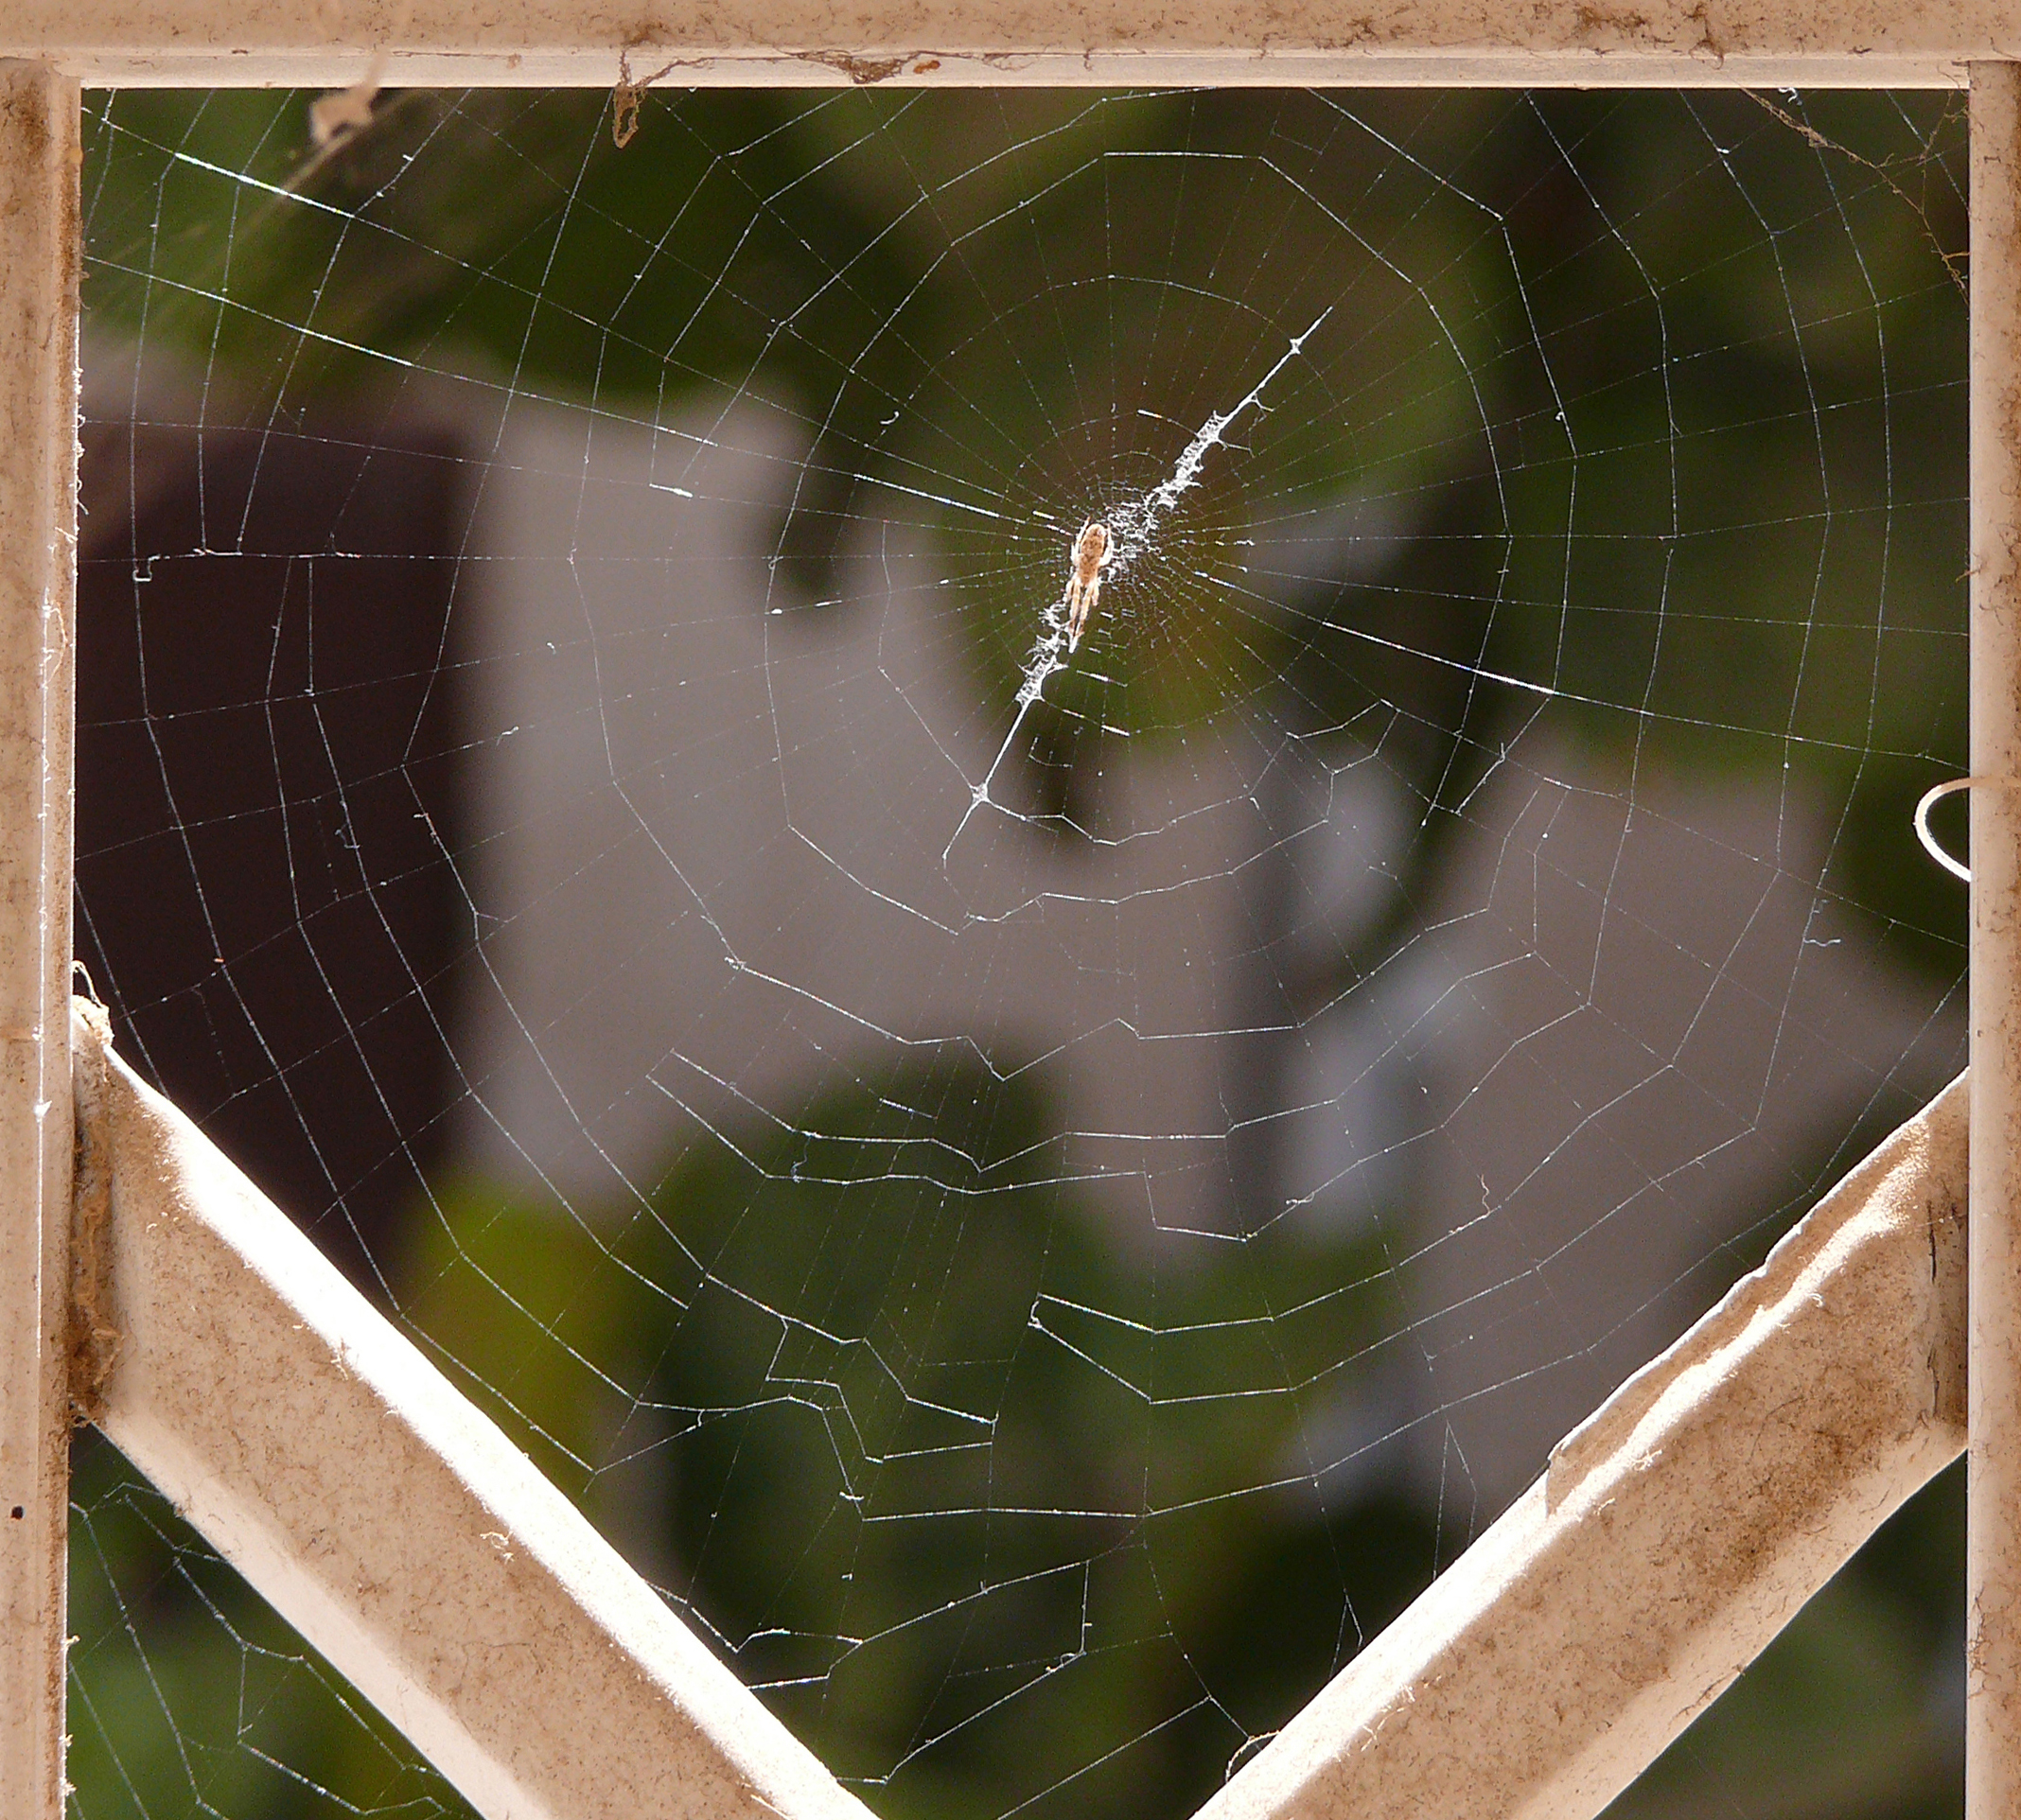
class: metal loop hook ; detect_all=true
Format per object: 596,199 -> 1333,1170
1914,776 -> 1983,884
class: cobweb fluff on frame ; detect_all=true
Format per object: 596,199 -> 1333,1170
69,86 -> 1969,1820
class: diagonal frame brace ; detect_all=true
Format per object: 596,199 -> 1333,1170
75,1001 -> 884,1820
1204,1072 -> 1967,1820
75,986 -> 1969,1820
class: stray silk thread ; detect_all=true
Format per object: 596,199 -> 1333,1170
1914,775 -> 1998,883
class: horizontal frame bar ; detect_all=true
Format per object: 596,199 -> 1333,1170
0,0 -> 2015,87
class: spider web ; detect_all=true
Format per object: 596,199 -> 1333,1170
65,83 -> 1968,1820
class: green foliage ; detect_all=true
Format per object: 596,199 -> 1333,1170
66,1433 -> 476,1818
394,1054 -> 1423,1820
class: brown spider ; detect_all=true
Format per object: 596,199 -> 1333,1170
1065,519 -> 1112,652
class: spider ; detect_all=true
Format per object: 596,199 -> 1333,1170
1065,519 -> 1113,652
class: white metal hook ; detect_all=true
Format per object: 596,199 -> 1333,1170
1914,776 -> 1981,883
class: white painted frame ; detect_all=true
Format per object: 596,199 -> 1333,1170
0,0 -> 2017,87
0,18 -> 2012,1819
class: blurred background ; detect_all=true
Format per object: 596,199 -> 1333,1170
63,84 -> 1971,1819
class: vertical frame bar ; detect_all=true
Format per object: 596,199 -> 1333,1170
1973,57 -> 2021,1820
0,58 -> 79,1820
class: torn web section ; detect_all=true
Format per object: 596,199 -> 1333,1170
69,83 -> 1966,1820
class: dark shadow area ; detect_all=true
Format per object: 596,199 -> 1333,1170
75,415 -> 471,1289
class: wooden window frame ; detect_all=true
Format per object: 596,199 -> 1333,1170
0,22 -> 2014,1817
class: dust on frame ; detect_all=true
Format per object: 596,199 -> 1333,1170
0,0 -> 2012,89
